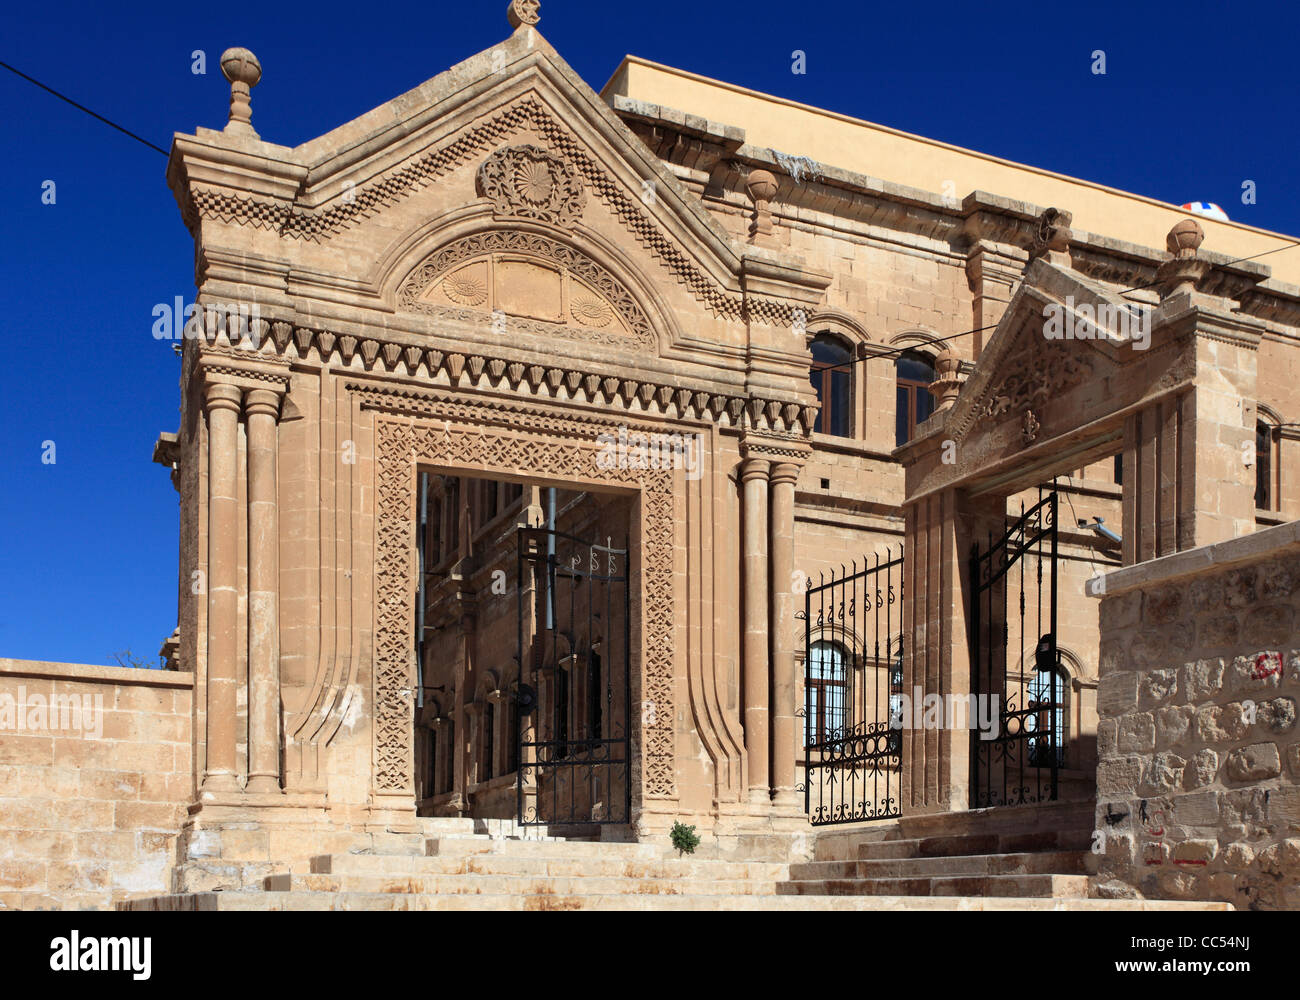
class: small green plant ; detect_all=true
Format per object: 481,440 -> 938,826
670,820 -> 700,857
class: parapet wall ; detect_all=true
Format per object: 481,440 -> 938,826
1095,522 -> 1300,909
0,659 -> 193,910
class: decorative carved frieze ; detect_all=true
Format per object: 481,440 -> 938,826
200,312 -> 814,435
976,339 -> 1095,427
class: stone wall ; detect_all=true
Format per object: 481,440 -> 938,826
0,659 -> 192,910
1094,522 -> 1300,909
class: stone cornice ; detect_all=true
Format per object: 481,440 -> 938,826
193,346 -> 292,395
740,433 -> 813,464
184,316 -> 817,436
617,104 -> 1300,325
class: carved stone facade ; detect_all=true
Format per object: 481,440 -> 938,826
6,9 -> 1299,909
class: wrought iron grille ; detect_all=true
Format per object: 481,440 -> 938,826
797,550 -> 904,825
969,489 -> 1060,808
515,527 -> 630,827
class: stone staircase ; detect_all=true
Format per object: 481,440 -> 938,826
781,833 -> 1092,900
118,808 -> 1230,910
786,799 -> 1095,900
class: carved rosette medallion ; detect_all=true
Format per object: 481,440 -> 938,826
476,144 -> 586,228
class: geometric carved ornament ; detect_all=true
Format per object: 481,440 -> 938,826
978,336 -> 1095,427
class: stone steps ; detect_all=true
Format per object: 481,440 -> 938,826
788,849 -> 1086,881
778,873 -> 1092,898
265,873 -> 780,896
421,837 -> 659,859
850,829 -> 1093,861
120,891 -> 1230,912
309,853 -> 788,880
782,802 -> 1098,901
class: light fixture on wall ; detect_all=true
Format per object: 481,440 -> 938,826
1078,516 -> 1122,545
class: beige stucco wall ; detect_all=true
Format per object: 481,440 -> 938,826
0,660 -> 193,910
602,56 -> 1300,287
1094,522 -> 1300,908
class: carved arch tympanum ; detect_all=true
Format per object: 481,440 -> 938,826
366,389 -> 677,807
397,230 -> 656,351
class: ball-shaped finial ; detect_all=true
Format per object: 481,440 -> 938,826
745,169 -> 779,204
220,48 -> 262,88
1166,218 -> 1204,258
507,0 -> 541,29
934,345 -> 961,378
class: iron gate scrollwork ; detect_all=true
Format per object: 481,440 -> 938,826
969,489 -> 1061,808
798,550 -> 904,825
515,526 -> 630,827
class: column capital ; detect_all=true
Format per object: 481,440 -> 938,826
244,387 -> 283,419
769,462 -> 801,487
204,381 -> 243,413
740,432 -> 812,468
740,457 -> 771,483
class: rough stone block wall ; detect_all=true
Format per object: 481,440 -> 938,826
0,660 -> 193,910
1095,524 -> 1300,909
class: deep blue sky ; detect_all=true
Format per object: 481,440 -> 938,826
1,0 -> 1297,666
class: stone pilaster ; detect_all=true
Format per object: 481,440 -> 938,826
901,486 -> 1005,814
769,462 -> 800,806
964,244 -> 1022,359
740,457 -> 771,803
202,381 -> 243,795
244,388 -> 282,795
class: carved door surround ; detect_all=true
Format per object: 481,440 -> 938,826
359,384 -> 679,823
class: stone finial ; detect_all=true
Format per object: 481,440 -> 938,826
1166,217 -> 1205,259
220,47 -> 262,137
1157,218 -> 1210,299
507,0 -> 541,29
928,346 -> 965,413
1027,207 -> 1073,269
745,168 -> 779,242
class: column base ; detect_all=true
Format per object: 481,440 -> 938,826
200,771 -> 240,795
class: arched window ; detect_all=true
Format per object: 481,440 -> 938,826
1027,665 -> 1070,769
895,350 -> 936,446
809,334 -> 852,437
1256,420 -> 1275,511
806,640 -> 850,744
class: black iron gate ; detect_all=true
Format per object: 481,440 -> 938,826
515,527 -> 630,827
798,551 -> 904,825
969,490 -> 1061,808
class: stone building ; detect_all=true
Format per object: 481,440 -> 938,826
2,2 -> 1298,909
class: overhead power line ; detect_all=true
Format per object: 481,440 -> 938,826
1,60 -> 169,156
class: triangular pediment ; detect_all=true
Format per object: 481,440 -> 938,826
903,258 -> 1191,498
940,259 -> 1157,448
169,24 -> 830,400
